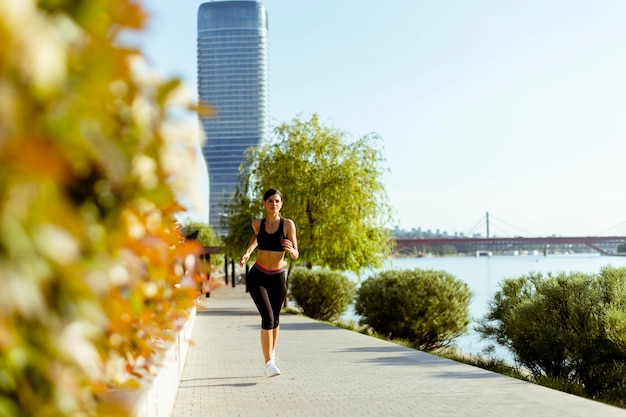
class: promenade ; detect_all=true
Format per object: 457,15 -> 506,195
172,284 -> 626,417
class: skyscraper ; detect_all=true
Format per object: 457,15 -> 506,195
197,1 -> 269,233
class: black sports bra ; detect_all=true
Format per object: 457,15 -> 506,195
256,218 -> 285,252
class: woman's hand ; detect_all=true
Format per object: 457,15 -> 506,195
240,253 -> 250,268
281,238 -> 298,259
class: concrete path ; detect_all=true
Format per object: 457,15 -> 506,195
172,284 -> 626,417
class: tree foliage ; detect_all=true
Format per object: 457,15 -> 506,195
224,114 -> 394,272
222,171 -> 263,260
181,220 -> 221,247
0,1 -> 202,415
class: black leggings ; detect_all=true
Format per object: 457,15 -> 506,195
248,264 -> 287,330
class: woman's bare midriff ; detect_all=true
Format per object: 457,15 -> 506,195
255,249 -> 285,270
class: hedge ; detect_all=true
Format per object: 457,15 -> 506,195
355,269 -> 471,350
476,267 -> 626,405
0,1 -> 203,415
289,269 -> 356,322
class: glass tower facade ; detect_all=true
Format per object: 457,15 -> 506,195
197,1 -> 269,233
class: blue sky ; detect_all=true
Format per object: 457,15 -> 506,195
134,0 -> 626,237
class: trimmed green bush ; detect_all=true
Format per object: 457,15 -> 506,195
289,269 -> 356,321
476,266 -> 626,405
354,269 -> 471,350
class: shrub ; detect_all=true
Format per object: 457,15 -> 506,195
354,269 -> 471,350
476,267 -> 626,404
289,269 -> 356,321
0,1 -> 202,415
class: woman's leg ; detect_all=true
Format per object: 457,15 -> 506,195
260,329 -> 273,363
248,267 -> 279,363
271,327 -> 279,358
268,271 -> 287,356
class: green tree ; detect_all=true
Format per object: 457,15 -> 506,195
181,220 -> 221,247
222,170 -> 263,261
224,114 -> 394,273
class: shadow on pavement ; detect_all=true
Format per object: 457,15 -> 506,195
180,382 -> 257,389
337,346 -> 504,379
279,322 -> 344,331
197,309 -> 259,317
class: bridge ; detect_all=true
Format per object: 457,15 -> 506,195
394,212 -> 626,255
393,236 -> 626,255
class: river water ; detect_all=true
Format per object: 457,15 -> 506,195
343,253 -> 626,361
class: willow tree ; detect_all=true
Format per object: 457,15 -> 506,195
224,114 -> 394,273
181,220 -> 221,247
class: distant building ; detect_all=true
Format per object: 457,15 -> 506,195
197,1 -> 270,234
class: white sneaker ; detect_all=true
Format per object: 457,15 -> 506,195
264,360 -> 281,378
271,350 -> 277,362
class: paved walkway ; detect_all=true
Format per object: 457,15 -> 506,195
172,284 -> 626,417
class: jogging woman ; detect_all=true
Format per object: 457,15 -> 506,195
239,188 -> 299,377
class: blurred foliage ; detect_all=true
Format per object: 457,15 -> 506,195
476,267 -> 626,405
0,1 -> 203,415
355,269 -> 471,350
289,269 -> 356,321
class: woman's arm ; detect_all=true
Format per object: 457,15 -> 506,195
239,220 -> 261,267
283,219 -> 299,260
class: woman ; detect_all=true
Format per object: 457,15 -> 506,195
240,188 -> 299,377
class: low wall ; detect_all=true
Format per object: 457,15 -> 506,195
130,305 -> 197,417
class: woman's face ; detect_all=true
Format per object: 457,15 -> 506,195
264,193 -> 282,214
